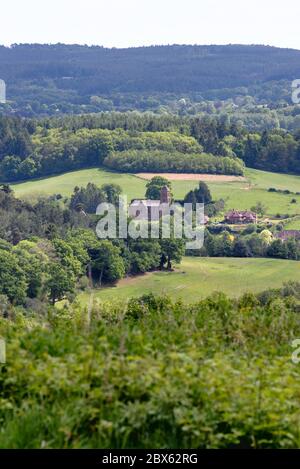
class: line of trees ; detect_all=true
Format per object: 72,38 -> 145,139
104,150 -> 244,175
197,228 -> 300,260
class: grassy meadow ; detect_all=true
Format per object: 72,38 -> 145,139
78,257 -> 300,304
12,168 -> 146,202
11,166 -> 300,217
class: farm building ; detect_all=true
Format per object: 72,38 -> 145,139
225,210 -> 257,224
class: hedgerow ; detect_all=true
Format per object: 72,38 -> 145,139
104,150 -> 245,175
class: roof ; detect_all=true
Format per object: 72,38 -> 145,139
130,199 -> 161,207
226,210 -> 256,218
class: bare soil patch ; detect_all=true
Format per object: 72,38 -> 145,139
135,173 -> 246,182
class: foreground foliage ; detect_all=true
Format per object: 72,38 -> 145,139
1,286 -> 300,448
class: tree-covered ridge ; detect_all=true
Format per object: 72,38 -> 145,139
1,44 -> 300,117
1,44 -> 300,92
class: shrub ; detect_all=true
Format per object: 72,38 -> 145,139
1,289 -> 300,448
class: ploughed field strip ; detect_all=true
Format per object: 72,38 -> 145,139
135,173 -> 246,182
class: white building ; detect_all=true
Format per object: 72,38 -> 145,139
129,185 -> 209,224
129,186 -> 172,221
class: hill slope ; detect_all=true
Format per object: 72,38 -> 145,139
1,44 -> 300,114
79,257 -> 300,304
12,167 -> 300,218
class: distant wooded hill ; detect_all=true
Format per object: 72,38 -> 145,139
0,44 -> 300,116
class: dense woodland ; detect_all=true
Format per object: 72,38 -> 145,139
3,44 -> 300,94
2,44 -> 300,134
1,44 -> 300,117
1,113 -> 300,180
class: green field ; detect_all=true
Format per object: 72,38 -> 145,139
284,216 -> 300,230
78,257 -> 300,304
12,168 -> 146,202
11,167 -> 300,216
246,168 -> 300,192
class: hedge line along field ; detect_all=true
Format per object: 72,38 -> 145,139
78,257 -> 300,304
11,167 -> 300,216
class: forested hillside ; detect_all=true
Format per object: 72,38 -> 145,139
0,44 -> 300,118
1,113 -> 300,181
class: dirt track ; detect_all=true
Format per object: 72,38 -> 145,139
135,173 -> 246,182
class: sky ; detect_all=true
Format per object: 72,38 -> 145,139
1,0 -> 300,50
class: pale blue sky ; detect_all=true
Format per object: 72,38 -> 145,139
1,0 -> 300,49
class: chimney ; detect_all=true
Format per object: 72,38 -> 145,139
160,186 -> 171,204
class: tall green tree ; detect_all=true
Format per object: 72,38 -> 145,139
145,176 -> 172,200
46,263 -> 76,305
0,249 -> 28,304
159,238 -> 185,270
92,240 -> 125,285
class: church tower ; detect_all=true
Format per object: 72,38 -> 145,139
160,186 -> 171,204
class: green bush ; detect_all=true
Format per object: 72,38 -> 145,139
0,287 -> 300,448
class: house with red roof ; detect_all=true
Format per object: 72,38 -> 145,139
225,210 -> 257,224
